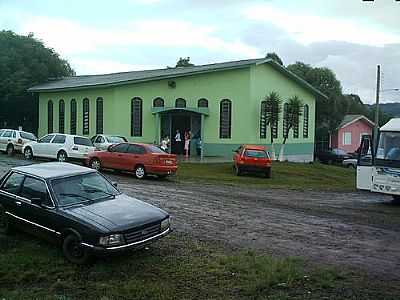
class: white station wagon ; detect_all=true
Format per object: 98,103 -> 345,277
22,134 -> 95,162
0,129 -> 37,155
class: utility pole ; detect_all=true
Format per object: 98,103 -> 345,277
374,65 -> 380,148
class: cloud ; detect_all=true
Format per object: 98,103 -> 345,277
243,3 -> 400,46
20,16 -> 259,58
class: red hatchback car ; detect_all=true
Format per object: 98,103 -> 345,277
233,145 -> 272,178
86,143 -> 177,179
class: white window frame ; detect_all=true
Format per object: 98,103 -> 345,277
343,132 -> 352,145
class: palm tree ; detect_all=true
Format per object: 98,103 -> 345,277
263,92 -> 282,160
279,96 -> 303,161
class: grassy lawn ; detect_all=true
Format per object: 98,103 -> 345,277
0,232 -> 396,300
176,162 -> 355,191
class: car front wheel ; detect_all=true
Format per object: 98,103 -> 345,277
6,145 -> 14,156
234,165 -> 242,176
135,165 -> 146,179
90,158 -> 101,171
24,147 -> 33,160
265,167 -> 272,179
62,234 -> 91,264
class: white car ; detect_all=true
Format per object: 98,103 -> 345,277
22,133 -> 95,162
91,134 -> 128,150
0,129 -> 37,155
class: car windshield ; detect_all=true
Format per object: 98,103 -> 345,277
20,131 -> 37,141
376,131 -> 400,161
147,145 -> 166,153
106,136 -> 127,143
51,173 -> 120,206
244,149 -> 268,158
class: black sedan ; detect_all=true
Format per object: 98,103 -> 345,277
316,148 -> 352,164
0,162 -> 171,264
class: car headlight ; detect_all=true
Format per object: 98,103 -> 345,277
161,218 -> 170,231
99,234 -> 125,246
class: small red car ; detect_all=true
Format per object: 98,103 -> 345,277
233,145 -> 272,178
86,143 -> 177,179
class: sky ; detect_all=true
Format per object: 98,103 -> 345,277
0,0 -> 399,103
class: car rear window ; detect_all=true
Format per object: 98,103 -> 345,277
74,137 -> 93,146
20,131 -> 37,141
147,145 -> 165,153
106,136 -> 127,143
244,150 -> 268,158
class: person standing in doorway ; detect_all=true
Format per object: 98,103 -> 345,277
174,129 -> 182,154
184,130 -> 191,158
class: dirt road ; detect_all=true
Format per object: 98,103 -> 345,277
1,155 -> 399,279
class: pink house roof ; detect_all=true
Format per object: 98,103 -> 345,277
337,115 -> 374,129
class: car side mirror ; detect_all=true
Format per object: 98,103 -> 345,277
112,182 -> 118,188
31,197 -> 42,206
107,145 -> 113,152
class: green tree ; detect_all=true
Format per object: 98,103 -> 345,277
0,30 -> 74,133
265,52 -> 283,66
263,91 -> 282,159
287,62 -> 344,146
279,96 -> 303,161
176,57 -> 195,67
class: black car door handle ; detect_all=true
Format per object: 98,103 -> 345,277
15,201 -> 22,206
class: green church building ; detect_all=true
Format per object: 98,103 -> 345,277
28,58 -> 326,162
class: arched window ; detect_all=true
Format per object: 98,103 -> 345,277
153,97 -> 164,107
198,98 -> 208,108
260,101 -> 267,139
175,98 -> 186,108
131,97 -> 142,136
303,104 -> 309,138
48,100 -> 53,134
70,99 -> 77,135
283,103 -> 289,138
96,97 -> 103,134
219,99 -> 232,139
59,99 -> 65,133
82,98 -> 90,135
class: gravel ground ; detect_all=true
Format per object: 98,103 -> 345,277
1,154 -> 400,280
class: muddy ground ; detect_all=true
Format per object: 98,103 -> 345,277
1,155 -> 400,281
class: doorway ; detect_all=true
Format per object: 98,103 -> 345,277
160,111 -> 201,156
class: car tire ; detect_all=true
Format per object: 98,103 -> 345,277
57,150 -> 68,162
0,205 -> 11,235
234,165 -> 242,176
24,147 -> 33,160
6,144 -> 14,156
90,158 -> 101,171
62,234 -> 91,264
265,167 -> 272,179
135,165 -> 146,179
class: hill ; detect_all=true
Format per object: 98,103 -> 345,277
366,102 -> 400,117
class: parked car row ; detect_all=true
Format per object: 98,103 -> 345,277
0,129 -> 178,179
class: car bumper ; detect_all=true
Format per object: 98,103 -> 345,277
238,164 -> 271,173
146,165 -> 178,175
80,227 -> 171,254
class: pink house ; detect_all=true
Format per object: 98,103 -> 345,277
330,115 -> 374,153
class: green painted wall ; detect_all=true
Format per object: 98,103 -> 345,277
38,63 -> 317,160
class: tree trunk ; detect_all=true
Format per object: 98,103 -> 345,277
279,137 -> 287,162
270,134 -> 276,160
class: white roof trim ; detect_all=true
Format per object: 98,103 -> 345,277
340,116 -> 374,129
